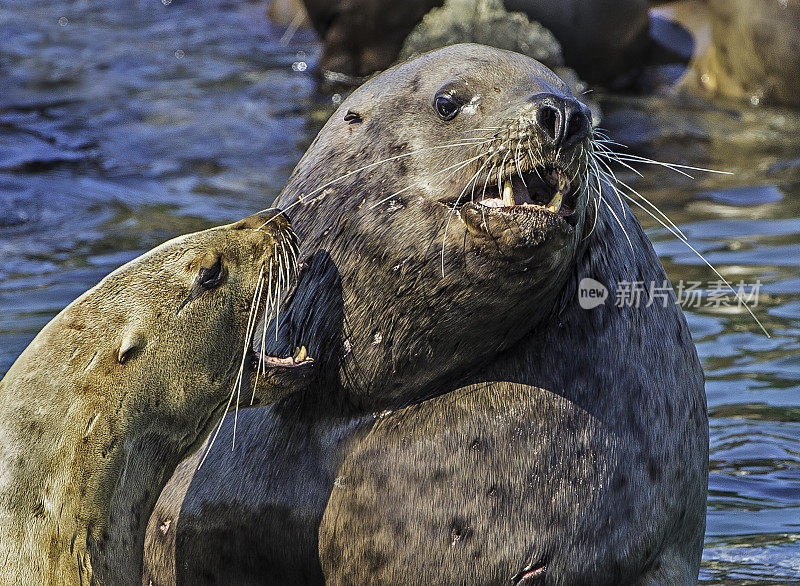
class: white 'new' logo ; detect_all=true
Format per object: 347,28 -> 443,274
578,278 -> 608,309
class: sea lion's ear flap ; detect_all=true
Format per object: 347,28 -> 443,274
176,288 -> 199,314
118,330 -> 145,364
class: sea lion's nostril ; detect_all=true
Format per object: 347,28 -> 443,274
531,94 -> 590,149
562,104 -> 590,148
535,104 -> 560,142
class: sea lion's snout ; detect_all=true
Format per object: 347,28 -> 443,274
455,90 -> 592,250
230,211 -> 315,402
528,92 -> 591,151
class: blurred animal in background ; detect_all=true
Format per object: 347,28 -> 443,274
663,0 -> 800,108
271,0 -> 800,109
294,0 -> 659,86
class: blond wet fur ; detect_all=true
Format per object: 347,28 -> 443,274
0,212 -> 302,586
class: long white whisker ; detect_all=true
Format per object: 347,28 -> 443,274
600,192 -> 634,251
482,158 -> 498,202
369,152 -> 485,209
252,260 -> 273,405
591,149 -> 628,218
497,149 -> 511,199
596,148 -> 734,178
620,190 -> 769,337
593,145 -> 644,178
274,245 -> 282,343
590,136 -> 765,335
266,139 -> 494,220
471,151 -> 497,203
198,265 -> 264,469
441,165 -> 485,277
614,177 -> 688,241
233,268 -> 265,449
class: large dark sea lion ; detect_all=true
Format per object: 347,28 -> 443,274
319,213 -> 706,585
0,212 -> 312,586
145,44 -> 707,585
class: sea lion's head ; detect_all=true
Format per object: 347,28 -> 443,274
286,43 -> 594,259
411,47 -> 593,263
19,211 -> 313,440
277,44 -> 599,404
114,211 -> 313,414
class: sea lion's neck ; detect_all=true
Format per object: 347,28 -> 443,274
277,191 -> 575,410
87,431 -> 193,586
475,198 -> 704,427
0,356 -> 199,586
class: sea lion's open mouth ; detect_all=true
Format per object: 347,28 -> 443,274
469,166 -> 578,227
441,164 -> 579,225
246,263 -> 313,373
442,162 -> 582,249
247,309 -> 313,371
251,345 -> 312,369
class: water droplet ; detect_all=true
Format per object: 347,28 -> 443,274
331,93 -> 342,106
295,51 -> 307,59
291,61 -> 307,72
750,95 -> 760,106
174,49 -> 185,59
58,17 -> 69,26
162,0 -> 172,4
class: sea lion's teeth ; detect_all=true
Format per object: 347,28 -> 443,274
294,346 -> 308,362
502,180 -> 515,207
545,188 -> 563,214
478,198 -> 503,208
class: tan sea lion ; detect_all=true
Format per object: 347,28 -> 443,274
0,211 -> 312,586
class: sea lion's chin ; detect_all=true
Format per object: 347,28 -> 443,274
452,164 -> 582,254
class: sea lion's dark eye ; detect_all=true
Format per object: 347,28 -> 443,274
176,256 -> 225,314
434,95 -> 461,121
198,257 -> 224,290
